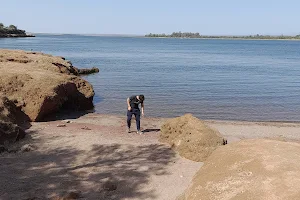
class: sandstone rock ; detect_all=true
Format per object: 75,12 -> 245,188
160,114 -> 226,162
178,139 -> 300,200
0,49 -> 95,121
0,96 -> 27,144
0,95 -> 30,126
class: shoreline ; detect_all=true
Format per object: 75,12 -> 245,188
92,111 -> 300,124
50,112 -> 300,143
144,36 -> 300,41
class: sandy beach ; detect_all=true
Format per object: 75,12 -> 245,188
1,113 -> 300,200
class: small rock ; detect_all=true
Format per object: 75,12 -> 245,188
57,124 -> 66,127
137,166 -> 149,172
20,144 -> 37,152
62,120 -> 71,123
102,181 -> 117,191
81,126 -> 91,130
63,191 -> 81,199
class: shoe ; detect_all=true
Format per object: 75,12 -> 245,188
127,128 -> 131,133
137,130 -> 143,135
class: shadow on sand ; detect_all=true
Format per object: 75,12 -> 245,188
0,134 -> 176,200
142,128 -> 161,133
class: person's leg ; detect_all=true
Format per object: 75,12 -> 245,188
133,109 -> 141,132
127,110 -> 133,132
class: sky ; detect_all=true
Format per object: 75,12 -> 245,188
1,0 -> 300,35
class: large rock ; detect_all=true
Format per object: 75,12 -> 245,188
160,114 -> 226,162
178,139 -> 300,200
0,96 -> 27,145
0,95 -> 29,125
0,121 -> 25,145
0,49 -> 95,121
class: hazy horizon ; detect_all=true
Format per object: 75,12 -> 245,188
1,0 -> 300,36
31,32 -> 299,37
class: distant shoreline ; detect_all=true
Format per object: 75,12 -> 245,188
145,32 -> 300,41
144,36 -> 300,41
0,34 -> 35,38
33,33 -> 300,41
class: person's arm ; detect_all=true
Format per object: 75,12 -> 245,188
141,102 -> 144,116
127,98 -> 131,111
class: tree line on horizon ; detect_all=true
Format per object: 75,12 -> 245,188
146,32 -> 201,38
145,32 -> 300,40
0,23 -> 26,35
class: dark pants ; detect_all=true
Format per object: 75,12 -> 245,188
127,109 -> 141,131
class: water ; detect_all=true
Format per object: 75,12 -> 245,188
1,35 -> 300,121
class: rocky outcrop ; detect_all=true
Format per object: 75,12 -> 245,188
77,67 -> 99,75
0,49 -> 96,121
0,96 -> 28,145
160,114 -> 226,162
178,139 -> 300,200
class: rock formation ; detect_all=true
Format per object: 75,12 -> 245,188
0,49 -> 97,121
178,139 -> 300,200
160,114 -> 226,162
0,96 -> 28,146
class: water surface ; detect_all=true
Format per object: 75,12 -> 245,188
1,35 -> 300,121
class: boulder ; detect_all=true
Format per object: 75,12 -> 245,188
77,67 -> 99,75
178,139 -> 300,200
160,114 -> 226,162
0,121 -> 25,145
0,49 -> 95,121
0,96 -> 28,145
0,95 -> 29,126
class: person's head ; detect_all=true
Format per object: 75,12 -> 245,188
139,95 -> 145,102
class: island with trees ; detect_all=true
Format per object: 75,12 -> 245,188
0,23 -> 34,38
145,32 -> 300,40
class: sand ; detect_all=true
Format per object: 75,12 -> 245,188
1,113 -> 300,200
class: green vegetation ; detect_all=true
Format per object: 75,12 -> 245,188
0,23 -> 34,37
146,32 -> 200,38
145,32 -> 300,40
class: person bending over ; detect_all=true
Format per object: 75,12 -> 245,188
127,95 -> 145,134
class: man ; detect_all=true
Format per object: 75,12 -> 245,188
127,95 -> 145,134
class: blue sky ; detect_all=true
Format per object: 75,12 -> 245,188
1,0 -> 300,35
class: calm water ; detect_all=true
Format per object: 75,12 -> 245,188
1,35 -> 300,121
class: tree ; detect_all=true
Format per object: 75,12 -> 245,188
8,25 -> 17,30
0,23 -> 4,29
